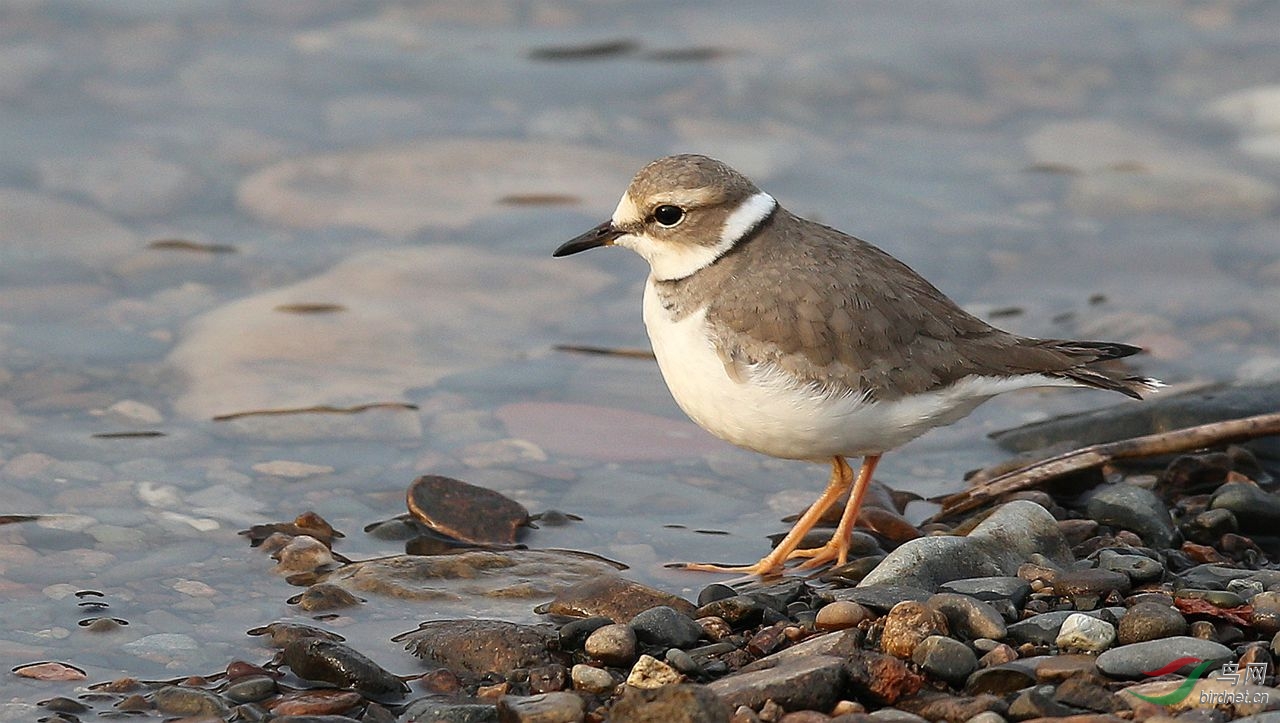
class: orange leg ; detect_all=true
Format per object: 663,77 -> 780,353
682,456 -> 855,576
792,454 -> 881,569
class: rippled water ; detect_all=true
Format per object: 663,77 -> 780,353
2,1 -> 1279,713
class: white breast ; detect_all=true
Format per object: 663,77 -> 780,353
642,277 -> 1073,461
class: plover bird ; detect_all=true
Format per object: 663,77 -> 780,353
554,154 -> 1158,576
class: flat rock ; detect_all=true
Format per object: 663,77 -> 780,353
830,584 -> 931,612
321,550 -> 622,603
237,139 -> 641,237
1095,636 -> 1233,679
936,577 -> 1031,608
395,620 -> 559,675
707,655 -> 846,712
860,501 -> 1072,591
543,575 -> 696,623
167,246 -> 610,424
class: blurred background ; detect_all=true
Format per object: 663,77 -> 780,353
1,0 -> 1278,711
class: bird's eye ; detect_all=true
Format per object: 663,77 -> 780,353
652,205 -> 685,227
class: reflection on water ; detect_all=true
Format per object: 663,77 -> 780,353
1,0 -> 1279,710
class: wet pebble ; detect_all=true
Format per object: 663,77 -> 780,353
695,595 -> 766,626
558,616 -> 612,651
545,576 -> 696,622
396,620 -> 557,676
584,624 -> 637,667
151,685 -> 229,717
629,605 -> 703,649
283,639 -> 407,698
1006,610 -> 1120,646
911,634 -> 978,685
223,675 -> 277,703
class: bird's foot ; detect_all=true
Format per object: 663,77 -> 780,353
787,539 -> 850,570
676,556 -> 788,577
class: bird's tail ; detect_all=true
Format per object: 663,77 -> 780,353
1041,340 -> 1164,400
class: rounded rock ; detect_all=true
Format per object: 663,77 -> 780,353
1117,601 -> 1187,644
629,606 -> 703,649
815,600 -> 873,631
571,664 -> 616,695
584,624 -> 637,667
911,635 -> 978,685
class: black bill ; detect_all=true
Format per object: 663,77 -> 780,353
553,220 -> 622,257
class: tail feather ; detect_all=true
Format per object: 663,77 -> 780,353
1036,339 -> 1162,400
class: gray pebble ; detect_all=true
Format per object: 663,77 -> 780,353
1095,636 -> 1233,678
1086,483 -> 1176,547
629,606 -> 703,649
571,664 -> 615,695
911,634 -> 978,685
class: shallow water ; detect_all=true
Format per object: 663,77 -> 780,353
2,0 -> 1279,713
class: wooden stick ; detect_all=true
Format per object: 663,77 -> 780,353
929,411 -> 1280,522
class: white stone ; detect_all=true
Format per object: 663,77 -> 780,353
1056,612 -> 1116,653
625,654 -> 682,689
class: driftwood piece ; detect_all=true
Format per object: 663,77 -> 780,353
929,411 -> 1280,523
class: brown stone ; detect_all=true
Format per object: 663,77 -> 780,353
610,684 -> 730,723
880,601 -> 947,658
395,619 -> 559,675
845,650 -> 924,705
545,575 -> 696,623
